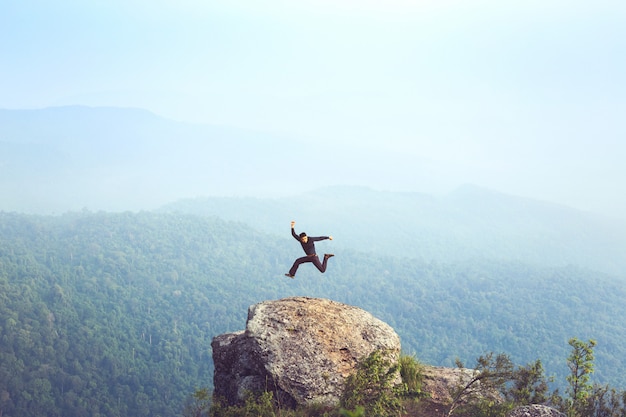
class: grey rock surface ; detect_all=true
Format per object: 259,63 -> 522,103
507,404 -> 566,417
212,296 -> 401,407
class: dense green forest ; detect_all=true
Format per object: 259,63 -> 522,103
1,211 -> 625,417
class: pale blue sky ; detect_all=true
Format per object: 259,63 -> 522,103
2,0 -> 625,218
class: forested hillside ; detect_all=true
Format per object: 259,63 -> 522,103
1,211 -> 625,417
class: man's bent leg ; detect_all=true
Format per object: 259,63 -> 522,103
289,256 -> 312,276
312,256 -> 327,273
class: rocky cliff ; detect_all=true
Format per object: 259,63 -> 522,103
211,296 -> 401,407
507,404 -> 565,417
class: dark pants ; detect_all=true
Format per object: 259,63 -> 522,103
289,254 -> 329,276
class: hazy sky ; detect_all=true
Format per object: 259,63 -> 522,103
2,0 -> 625,218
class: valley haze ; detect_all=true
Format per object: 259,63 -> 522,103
0,106 -> 624,224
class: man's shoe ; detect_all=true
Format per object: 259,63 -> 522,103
285,273 -> 295,279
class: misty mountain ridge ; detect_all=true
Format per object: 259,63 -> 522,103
162,184 -> 626,278
2,105 -> 625,277
1,105 -> 621,218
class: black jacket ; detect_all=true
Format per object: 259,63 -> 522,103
292,228 -> 329,256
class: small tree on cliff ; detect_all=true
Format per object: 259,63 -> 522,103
340,350 -> 404,417
564,337 -> 596,417
505,359 -> 552,405
183,388 -> 211,417
447,352 -> 514,417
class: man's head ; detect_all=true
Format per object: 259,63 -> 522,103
299,232 -> 308,243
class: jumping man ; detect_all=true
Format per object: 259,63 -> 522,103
285,220 -> 334,278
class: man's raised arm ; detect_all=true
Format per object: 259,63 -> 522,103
290,221 -> 299,240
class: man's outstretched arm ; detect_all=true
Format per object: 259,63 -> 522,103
291,221 -> 299,240
310,235 -> 333,242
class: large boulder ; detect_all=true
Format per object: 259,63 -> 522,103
212,296 -> 401,407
